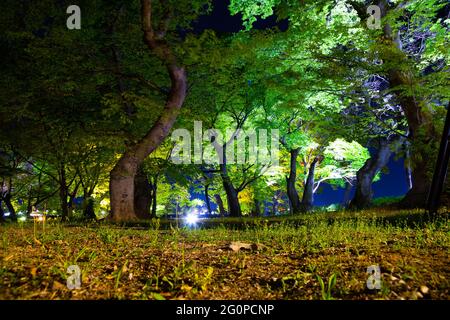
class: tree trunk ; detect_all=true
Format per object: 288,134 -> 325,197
214,194 -> 226,216
204,183 -> 212,216
286,148 -> 301,214
3,193 -> 16,221
150,176 -> 157,217
220,161 -> 241,217
0,200 -> 4,223
350,139 -> 392,209
342,181 -> 353,207
59,165 -> 69,221
252,199 -> 261,217
67,183 -> 79,218
378,0 -> 437,208
272,194 -> 278,215
300,156 -> 319,212
109,0 -> 187,222
133,165 -> 152,219
83,195 -> 96,220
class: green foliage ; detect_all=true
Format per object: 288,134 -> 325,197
316,273 -> 337,300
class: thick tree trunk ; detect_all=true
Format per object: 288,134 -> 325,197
378,0 -> 437,208
286,148 -> 301,214
350,139 -> 392,209
220,160 -> 241,217
3,193 -> 16,221
300,156 -> 319,212
109,0 -> 187,222
214,194 -> 226,216
133,165 -> 152,219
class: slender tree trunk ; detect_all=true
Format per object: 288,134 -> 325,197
0,200 -> 4,223
109,0 -> 187,222
59,165 -> 69,221
272,194 -> 278,215
286,148 -> 301,214
252,199 -> 261,217
350,139 -> 392,209
150,177 -> 157,217
204,183 -> 212,216
300,156 -> 319,212
214,194 -> 226,216
342,181 -> 353,207
67,183 -> 79,218
404,145 -> 413,191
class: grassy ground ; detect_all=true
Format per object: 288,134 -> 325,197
0,209 -> 449,300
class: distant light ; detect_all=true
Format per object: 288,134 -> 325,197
185,213 -> 199,226
4,212 -> 10,217
18,216 -> 27,222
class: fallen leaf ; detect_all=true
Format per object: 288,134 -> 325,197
52,281 -> 66,291
3,254 -> 14,262
229,242 -> 252,252
420,285 -> 429,295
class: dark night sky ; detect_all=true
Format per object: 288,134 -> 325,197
191,0 -> 409,207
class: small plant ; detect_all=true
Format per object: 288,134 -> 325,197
97,227 -> 118,244
317,273 -> 337,300
194,266 -> 214,292
114,260 -> 128,290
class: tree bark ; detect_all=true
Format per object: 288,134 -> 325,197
150,180 -> 157,217
286,148 -> 301,214
378,0 -> 437,208
109,0 -> 187,221
214,194 -> 226,216
133,165 -> 152,219
0,200 -> 4,223
204,183 -> 212,216
350,139 -> 392,209
342,181 -> 353,207
300,156 -> 319,212
59,165 -> 69,221
219,157 -> 241,217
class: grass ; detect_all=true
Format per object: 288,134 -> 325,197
0,209 -> 448,300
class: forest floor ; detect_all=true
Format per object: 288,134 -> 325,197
0,209 -> 449,300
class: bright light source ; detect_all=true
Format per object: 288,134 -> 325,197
18,216 -> 27,222
4,212 -> 10,217
185,213 -> 199,226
